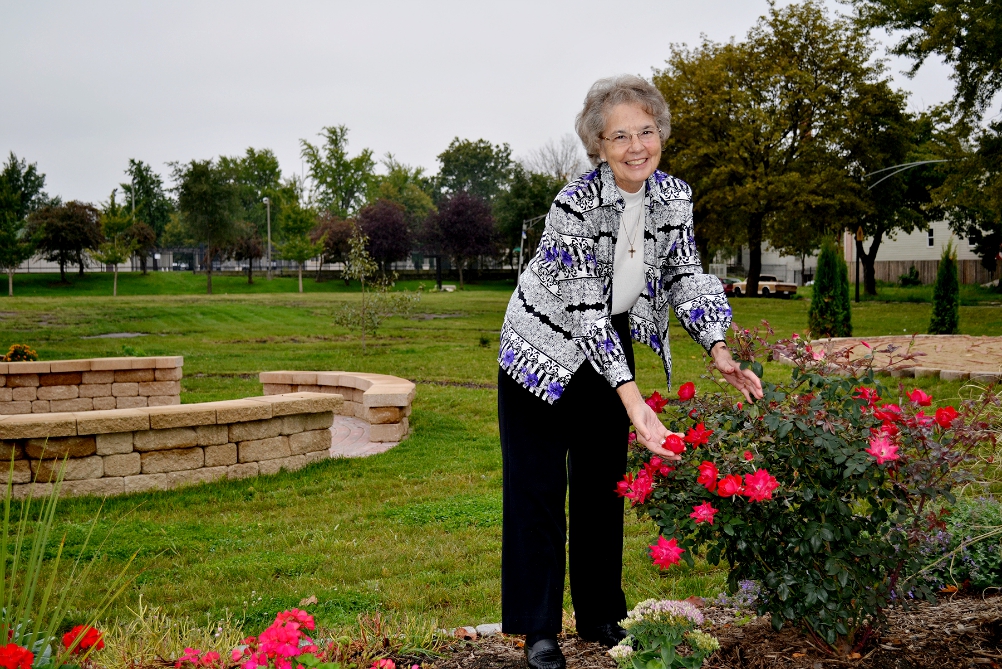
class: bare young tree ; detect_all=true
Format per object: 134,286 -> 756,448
520,134 -> 588,182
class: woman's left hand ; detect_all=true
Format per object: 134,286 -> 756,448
710,343 -> 764,402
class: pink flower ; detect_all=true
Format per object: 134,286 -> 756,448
908,411 -> 935,428
791,332 -> 799,339
628,431 -> 636,443
645,391 -> 669,413
684,423 -> 713,447
644,457 -> 674,478
677,382 -> 696,401
861,340 -> 871,349
650,536 -> 685,569
811,350 -> 824,361
231,650 -> 244,662
663,434 -> 686,455
873,403 -> 903,423
907,388 -> 933,406
717,474 -> 744,497
201,652 -> 221,667
935,406 -> 959,428
866,434 -> 900,465
689,501 -> 719,525
743,450 -> 754,461
742,469 -> 780,502
697,461 -> 719,492
371,660 -> 396,669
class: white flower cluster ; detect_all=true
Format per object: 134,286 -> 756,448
607,643 -> 634,660
620,598 -> 705,628
684,629 -> 720,653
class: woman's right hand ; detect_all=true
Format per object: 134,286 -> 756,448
617,381 -> 681,460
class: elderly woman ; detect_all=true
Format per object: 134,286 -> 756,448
497,75 -> 763,669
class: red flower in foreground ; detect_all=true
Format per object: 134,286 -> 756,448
0,645 -> 33,669
663,434 -> 686,455
907,388 -> 933,406
717,474 -> 744,497
742,469 -> 779,502
684,422 -> 713,447
873,403 -> 903,423
866,434 -> 900,465
650,536 -> 685,569
645,391 -> 669,413
935,406 -> 959,429
677,382 -> 696,401
697,461 -> 719,492
689,501 -> 719,525
616,470 -> 653,506
62,626 -> 104,654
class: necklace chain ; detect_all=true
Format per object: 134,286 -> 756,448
622,201 -> 645,258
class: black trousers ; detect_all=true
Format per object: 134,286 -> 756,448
498,313 -> 634,637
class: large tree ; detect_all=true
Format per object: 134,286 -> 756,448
173,159 -> 239,294
492,165 -> 564,263
851,0 -> 1002,117
120,160 -> 174,249
300,126 -> 375,218
218,148 -> 286,237
435,138 -> 513,203
311,212 -> 352,283
278,203 -> 323,293
27,201 -> 103,282
0,152 -> 50,295
654,1 -> 893,295
357,199 -> 411,276
366,154 -> 436,232
424,191 -> 497,288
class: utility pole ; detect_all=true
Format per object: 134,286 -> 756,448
263,197 -> 272,280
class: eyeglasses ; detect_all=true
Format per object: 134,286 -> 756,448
600,127 -> 661,148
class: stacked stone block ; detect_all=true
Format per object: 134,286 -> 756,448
1,392 -> 340,499
0,357 -> 183,415
260,371 -> 414,442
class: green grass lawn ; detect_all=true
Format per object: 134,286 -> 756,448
2,275 -> 1000,633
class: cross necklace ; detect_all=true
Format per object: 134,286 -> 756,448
622,205 -> 645,258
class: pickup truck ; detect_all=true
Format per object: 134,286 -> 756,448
731,274 -> 798,298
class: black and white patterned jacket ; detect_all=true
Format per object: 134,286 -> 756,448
498,162 -> 732,403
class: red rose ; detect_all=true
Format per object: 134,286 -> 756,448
742,469 -> 780,502
696,461 -> 719,492
743,450 -> 754,461
717,474 -> 744,497
663,434 -> 686,455
684,422 -> 713,448
935,406 -> 959,428
645,391 -> 669,413
677,382 -> 696,401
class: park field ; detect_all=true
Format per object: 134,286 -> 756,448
1,273 -> 1000,633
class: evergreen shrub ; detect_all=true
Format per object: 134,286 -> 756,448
807,239 -> 851,337
929,240 -> 960,334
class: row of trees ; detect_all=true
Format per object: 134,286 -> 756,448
0,127 -> 578,295
655,0 -> 1001,297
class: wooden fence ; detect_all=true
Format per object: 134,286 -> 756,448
871,259 -> 997,285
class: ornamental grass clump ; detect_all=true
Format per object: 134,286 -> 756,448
622,323 -> 999,652
608,599 -> 719,669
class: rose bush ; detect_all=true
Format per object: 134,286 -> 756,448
620,324 -> 999,651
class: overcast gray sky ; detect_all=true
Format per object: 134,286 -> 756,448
1,0 -> 956,204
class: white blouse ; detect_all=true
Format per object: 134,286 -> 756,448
611,185 -> 646,315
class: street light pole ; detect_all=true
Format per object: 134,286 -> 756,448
263,197 -> 272,280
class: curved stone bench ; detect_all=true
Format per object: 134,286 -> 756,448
260,371 -> 415,443
1,392 -> 341,500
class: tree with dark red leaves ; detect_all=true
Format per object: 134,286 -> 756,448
424,190 -> 497,289
357,199 -> 411,277
311,212 -> 353,283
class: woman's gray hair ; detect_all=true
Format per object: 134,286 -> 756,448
575,74 -> 672,166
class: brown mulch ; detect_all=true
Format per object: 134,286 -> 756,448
428,594 -> 1002,669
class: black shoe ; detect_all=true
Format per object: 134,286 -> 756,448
525,638 -> 565,669
578,622 -> 628,648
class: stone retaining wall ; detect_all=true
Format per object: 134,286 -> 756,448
0,357 -> 183,415
260,371 -> 414,443
1,392 -> 340,499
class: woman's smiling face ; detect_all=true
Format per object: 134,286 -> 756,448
598,102 -> 662,193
